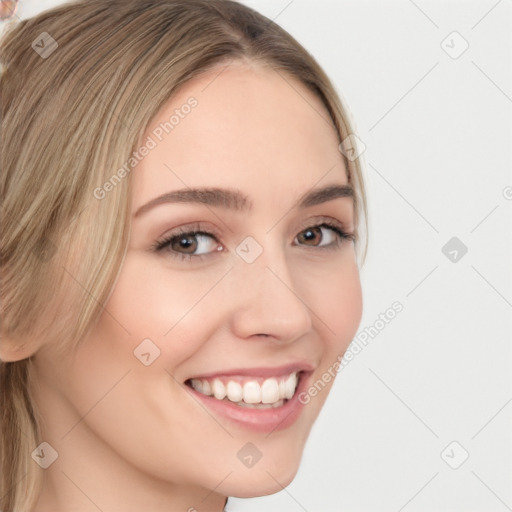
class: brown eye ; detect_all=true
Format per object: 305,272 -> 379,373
171,235 -> 198,254
294,223 -> 352,248
297,226 -> 323,246
154,230 -> 221,258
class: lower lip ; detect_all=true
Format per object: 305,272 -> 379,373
185,372 -> 312,433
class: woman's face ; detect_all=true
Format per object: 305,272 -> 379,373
33,62 -> 362,507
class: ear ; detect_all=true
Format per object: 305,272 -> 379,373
0,336 -> 41,362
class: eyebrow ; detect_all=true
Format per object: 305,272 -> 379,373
133,183 -> 353,218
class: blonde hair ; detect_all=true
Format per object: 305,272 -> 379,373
0,0 -> 368,509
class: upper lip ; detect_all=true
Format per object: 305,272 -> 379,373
185,361 -> 315,382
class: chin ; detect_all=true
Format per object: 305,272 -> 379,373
221,453 -> 302,499
228,474 -> 298,499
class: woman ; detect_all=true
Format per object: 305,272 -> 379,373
0,0 -> 368,510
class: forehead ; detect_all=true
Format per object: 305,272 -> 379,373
132,62 -> 348,211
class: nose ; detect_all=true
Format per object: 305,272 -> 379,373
228,243 -> 313,343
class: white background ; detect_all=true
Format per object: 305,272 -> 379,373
2,1 -> 511,511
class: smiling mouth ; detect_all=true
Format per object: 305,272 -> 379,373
184,371 -> 302,409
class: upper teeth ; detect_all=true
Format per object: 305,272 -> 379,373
189,372 -> 299,405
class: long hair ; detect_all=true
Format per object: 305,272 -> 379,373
0,1 -> 368,509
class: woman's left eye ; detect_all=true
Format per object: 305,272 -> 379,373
294,223 -> 352,248
152,222 -> 354,261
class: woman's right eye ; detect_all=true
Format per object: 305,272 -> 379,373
153,230 -> 223,261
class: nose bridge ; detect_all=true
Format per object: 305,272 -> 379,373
228,236 -> 312,341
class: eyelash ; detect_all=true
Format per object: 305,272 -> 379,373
152,221 -> 355,262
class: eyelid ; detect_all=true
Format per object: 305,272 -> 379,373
155,222 -> 221,243
295,215 -> 351,234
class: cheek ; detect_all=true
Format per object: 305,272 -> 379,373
299,250 -> 363,353
329,262 -> 362,347
84,246 -> 361,372
294,253 -> 362,416
99,252 -> 230,364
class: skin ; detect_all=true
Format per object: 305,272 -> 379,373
28,60 -> 363,512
